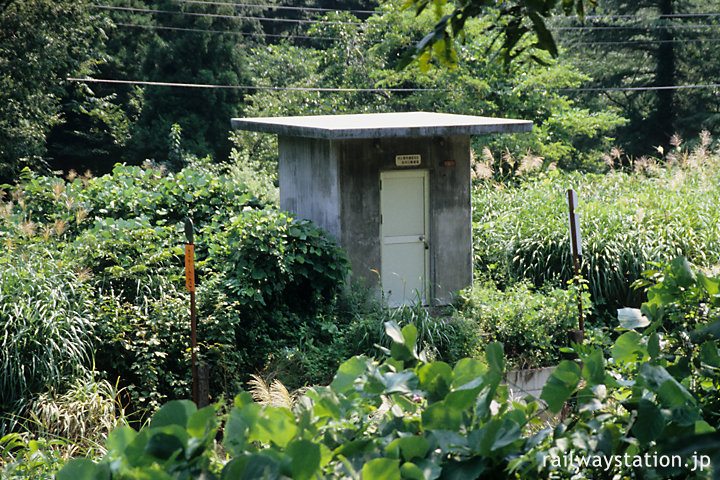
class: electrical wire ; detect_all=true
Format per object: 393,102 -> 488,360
67,77 -> 720,94
555,12 -> 720,20
114,21 -> 339,40
92,4 -> 363,25
567,37 -> 720,46
554,84 -> 720,92
67,77 -> 448,92
170,0 -> 378,15
550,23 -> 720,31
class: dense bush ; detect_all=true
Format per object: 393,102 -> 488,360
0,163 -> 351,425
454,281 -> 591,369
472,160 -> 720,312
56,259 -> 720,478
0,246 -> 94,434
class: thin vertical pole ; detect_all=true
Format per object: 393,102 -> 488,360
567,189 -> 584,342
190,288 -> 197,405
185,219 -> 198,404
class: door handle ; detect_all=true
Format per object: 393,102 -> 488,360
419,235 -> 429,249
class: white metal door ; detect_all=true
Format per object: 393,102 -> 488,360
380,170 -> 429,306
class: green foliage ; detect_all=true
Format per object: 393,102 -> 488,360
0,245 -> 94,433
122,0 -> 253,164
0,163 -> 350,424
0,433 -> 69,480
472,163 -> 720,311
41,258 -> 720,478
556,0 -> 720,158
454,280 -> 591,368
399,0 -> 595,67
0,0 -> 106,181
239,1 -> 625,174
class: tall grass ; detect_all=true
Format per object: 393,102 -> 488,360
472,158 -> 720,310
0,247 -> 94,433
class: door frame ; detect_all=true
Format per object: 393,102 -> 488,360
379,169 -> 430,306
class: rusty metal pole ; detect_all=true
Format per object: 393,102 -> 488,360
184,218 -> 198,405
567,189 -> 584,343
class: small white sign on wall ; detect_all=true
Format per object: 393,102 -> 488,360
395,154 -> 421,167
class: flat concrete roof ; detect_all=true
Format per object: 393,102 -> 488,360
231,111 -> 532,139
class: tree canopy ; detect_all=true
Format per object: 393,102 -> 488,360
399,0 -> 597,67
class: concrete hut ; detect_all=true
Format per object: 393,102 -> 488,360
231,111 -> 532,306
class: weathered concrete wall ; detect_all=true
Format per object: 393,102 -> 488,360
278,136 -> 341,241
277,134 -> 472,305
428,136 -> 472,304
336,136 -> 472,305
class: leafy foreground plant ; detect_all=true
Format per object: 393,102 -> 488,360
56,257 -> 720,479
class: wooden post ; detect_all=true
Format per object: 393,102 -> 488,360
197,363 -> 210,408
184,219 -> 198,405
567,189 -> 584,343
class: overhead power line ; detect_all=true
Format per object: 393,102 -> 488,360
92,4 -> 363,25
568,37 -> 720,46
555,83 -> 720,92
171,0 -> 378,15
67,77 -> 448,92
556,12 -> 720,20
114,21 -> 338,40
68,78 -> 720,94
551,23 -> 720,31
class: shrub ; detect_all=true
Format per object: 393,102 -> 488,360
454,281 -> 590,369
1,163 -> 351,424
57,259 -> 720,479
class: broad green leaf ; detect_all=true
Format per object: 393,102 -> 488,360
331,356 -> 369,394
402,324 -> 419,352
105,426 -> 136,455
225,405 -> 258,456
445,387 -> 482,411
581,348 -> 604,385
540,360 -> 581,413
612,331 -> 647,364
485,342 -> 505,375
451,358 -> 487,388
385,436 -> 429,461
577,385 -> 606,412
390,342 -> 415,362
250,406 -> 297,448
669,256 -> 696,288
399,462 -> 426,480
417,362 -> 452,401
648,333 -> 661,359
384,370 -> 419,395
617,308 -> 650,329
333,439 -> 374,458
56,458 -> 96,480
699,341 -> 720,367
477,418 -> 522,454
187,405 -> 216,439
630,399 -> 664,444
145,431 -> 184,461
241,454 -> 280,480
638,364 -> 694,407
439,457 -> 486,478
422,401 -> 462,431
385,321 -> 405,345
695,420 -> 715,434
361,458 -> 401,480
150,400 -> 196,429
286,439 -> 321,480
699,272 -> 720,296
